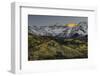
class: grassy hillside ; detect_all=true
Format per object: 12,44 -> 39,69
28,33 -> 88,61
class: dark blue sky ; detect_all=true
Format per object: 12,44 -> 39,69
28,15 -> 88,26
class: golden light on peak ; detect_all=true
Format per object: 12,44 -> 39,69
65,23 -> 78,27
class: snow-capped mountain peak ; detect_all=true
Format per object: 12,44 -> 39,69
28,22 -> 88,38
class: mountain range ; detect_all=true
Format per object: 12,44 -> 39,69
28,22 -> 88,38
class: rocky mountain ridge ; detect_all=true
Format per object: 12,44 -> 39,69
28,22 -> 88,38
